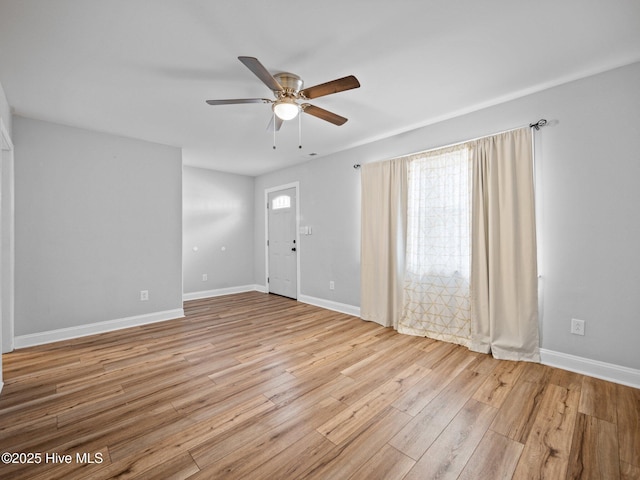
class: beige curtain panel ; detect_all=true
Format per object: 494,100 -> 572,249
360,127 -> 540,362
470,128 -> 540,361
360,158 -> 408,328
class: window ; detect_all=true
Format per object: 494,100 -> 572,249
272,195 -> 291,210
405,146 -> 471,280
362,127 -> 539,359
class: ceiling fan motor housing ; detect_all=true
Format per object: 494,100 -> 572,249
274,72 -> 304,96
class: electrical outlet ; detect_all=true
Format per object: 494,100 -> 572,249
571,318 -> 585,336
140,290 -> 149,301
329,281 -> 335,290
202,274 -> 208,281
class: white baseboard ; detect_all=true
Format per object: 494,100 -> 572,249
14,308 -> 185,349
183,284 -> 265,301
298,294 -> 361,317
540,348 -> 640,389
21,291 -> 636,390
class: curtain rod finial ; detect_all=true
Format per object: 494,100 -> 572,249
530,119 -> 548,130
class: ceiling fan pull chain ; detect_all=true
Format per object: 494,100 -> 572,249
273,111 -> 277,150
298,111 -> 302,149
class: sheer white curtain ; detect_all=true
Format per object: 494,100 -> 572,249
360,127 -> 540,361
398,146 -> 472,347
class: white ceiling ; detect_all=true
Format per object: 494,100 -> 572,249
1,1 -> 639,176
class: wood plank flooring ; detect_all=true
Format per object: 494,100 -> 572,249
1,291 -> 638,479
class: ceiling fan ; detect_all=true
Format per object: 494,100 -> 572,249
206,56 -> 360,131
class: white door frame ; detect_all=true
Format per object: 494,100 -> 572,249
264,182 -> 300,299
1,117 -> 15,396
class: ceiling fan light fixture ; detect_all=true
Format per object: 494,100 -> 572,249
273,98 -> 299,120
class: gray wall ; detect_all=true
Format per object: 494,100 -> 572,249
14,116 -> 183,336
183,166 -> 254,294
254,61 -> 640,371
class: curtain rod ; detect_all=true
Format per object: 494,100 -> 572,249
353,119 -> 548,169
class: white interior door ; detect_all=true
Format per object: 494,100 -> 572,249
267,187 -> 297,299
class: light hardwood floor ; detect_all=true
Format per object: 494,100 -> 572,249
1,292 -> 638,479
